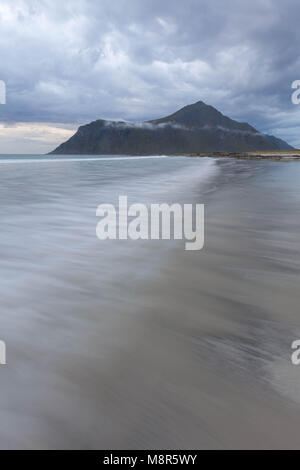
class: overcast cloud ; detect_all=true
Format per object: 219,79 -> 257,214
0,0 -> 300,152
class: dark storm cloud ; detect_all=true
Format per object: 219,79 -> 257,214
0,0 -> 300,149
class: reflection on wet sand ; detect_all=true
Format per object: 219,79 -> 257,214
0,156 -> 300,448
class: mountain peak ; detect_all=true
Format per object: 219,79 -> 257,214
49,100 -> 293,155
148,100 -> 255,133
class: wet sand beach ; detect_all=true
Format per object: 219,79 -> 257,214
0,155 -> 300,449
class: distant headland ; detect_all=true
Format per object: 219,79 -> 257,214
49,100 -> 293,156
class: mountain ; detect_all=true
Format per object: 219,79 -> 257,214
50,101 -> 293,155
263,134 -> 294,151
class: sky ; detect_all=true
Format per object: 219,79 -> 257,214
0,0 -> 300,153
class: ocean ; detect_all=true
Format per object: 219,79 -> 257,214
0,154 -> 300,449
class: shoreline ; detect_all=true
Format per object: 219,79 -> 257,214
47,151 -> 300,162
186,151 -> 300,162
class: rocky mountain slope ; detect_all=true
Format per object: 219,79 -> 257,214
50,101 -> 293,155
